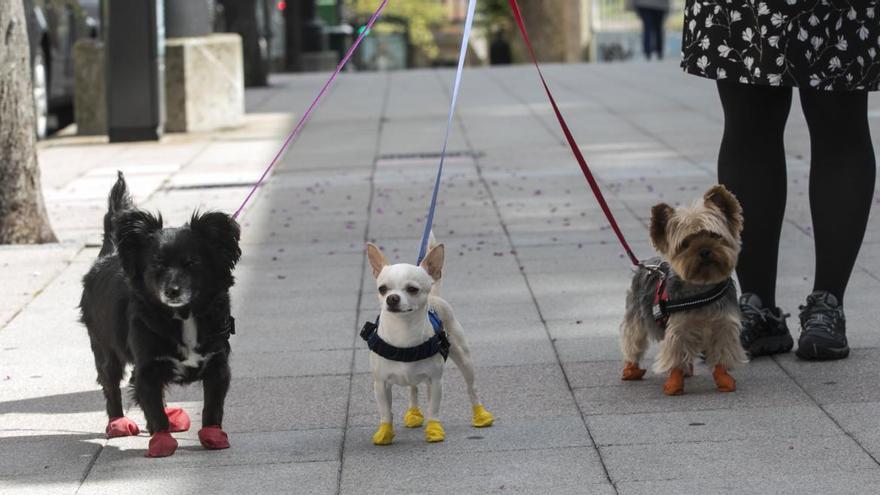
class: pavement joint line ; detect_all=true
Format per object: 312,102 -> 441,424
335,71 -> 392,495
484,69 -> 568,148
595,431 -> 844,449
771,353 -> 880,467
551,75 -> 714,176
485,69 -> 653,246
0,244 -> 86,332
439,69 -> 620,494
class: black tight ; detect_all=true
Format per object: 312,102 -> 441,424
637,8 -> 665,60
717,81 -> 875,307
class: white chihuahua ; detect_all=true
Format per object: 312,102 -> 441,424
364,238 -> 493,445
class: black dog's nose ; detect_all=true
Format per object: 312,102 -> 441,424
386,294 -> 400,307
164,286 -> 181,299
699,248 -> 712,259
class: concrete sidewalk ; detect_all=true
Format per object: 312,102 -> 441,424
2,61 -> 880,494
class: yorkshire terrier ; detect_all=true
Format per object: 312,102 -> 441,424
619,185 -> 747,395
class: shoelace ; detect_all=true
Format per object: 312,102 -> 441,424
799,297 -> 843,336
741,301 -> 788,328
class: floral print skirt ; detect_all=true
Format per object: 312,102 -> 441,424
681,1 -> 880,91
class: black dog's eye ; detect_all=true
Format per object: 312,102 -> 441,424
378,285 -> 388,295
406,286 -> 419,295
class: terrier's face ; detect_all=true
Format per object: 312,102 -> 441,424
366,243 -> 444,314
650,185 -> 743,285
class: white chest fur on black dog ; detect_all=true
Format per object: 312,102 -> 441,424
364,238 -> 494,446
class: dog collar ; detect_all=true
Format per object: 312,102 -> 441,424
360,309 -> 450,362
652,264 -> 734,328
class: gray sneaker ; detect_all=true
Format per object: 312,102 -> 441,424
795,291 -> 849,361
738,293 -> 793,357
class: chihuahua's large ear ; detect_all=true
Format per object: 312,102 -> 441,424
113,210 -> 163,278
366,243 -> 388,278
704,184 -> 743,235
650,203 -> 674,253
190,211 -> 242,272
419,243 -> 444,281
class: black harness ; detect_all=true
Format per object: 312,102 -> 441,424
360,309 -> 450,362
650,263 -> 734,328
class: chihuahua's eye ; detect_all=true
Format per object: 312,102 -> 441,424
406,286 -> 419,295
378,285 -> 388,295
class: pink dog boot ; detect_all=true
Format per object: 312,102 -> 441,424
106,417 -> 140,438
198,425 -> 230,450
145,431 -> 178,458
164,406 -> 191,433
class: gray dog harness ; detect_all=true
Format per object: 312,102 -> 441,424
650,263 -> 735,328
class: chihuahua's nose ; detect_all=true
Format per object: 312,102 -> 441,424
164,286 -> 182,299
386,294 -> 400,307
699,248 -> 712,259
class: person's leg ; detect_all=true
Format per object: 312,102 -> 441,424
717,81 -> 793,308
655,10 -> 666,59
636,8 -> 652,59
799,90 -> 876,303
794,89 -> 875,361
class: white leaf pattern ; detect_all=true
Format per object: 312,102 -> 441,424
681,0 -> 880,91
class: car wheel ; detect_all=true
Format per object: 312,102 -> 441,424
32,50 -> 49,140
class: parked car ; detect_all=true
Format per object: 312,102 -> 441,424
24,0 -> 100,138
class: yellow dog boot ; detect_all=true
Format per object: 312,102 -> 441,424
403,407 -> 424,428
472,404 -> 494,427
372,423 -> 395,446
424,420 -> 445,443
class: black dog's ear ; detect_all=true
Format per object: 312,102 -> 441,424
650,203 -> 674,254
113,210 -> 163,277
190,211 -> 242,271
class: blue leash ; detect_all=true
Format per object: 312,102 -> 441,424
416,0 -> 477,265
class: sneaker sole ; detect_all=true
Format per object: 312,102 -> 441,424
746,333 -> 794,357
795,343 -> 850,361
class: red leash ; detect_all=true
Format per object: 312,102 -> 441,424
507,0 -> 640,267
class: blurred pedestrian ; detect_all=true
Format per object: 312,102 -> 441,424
681,3 -> 878,361
627,0 -> 670,60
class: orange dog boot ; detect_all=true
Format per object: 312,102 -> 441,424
663,368 -> 685,396
713,365 -> 736,392
621,361 -> 646,381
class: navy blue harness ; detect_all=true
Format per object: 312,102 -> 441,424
360,309 -> 450,362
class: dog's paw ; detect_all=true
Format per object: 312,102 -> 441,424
712,365 -> 737,392
372,423 -> 395,446
145,431 -> 178,458
472,404 -> 494,427
424,420 -> 445,443
106,417 -> 140,438
404,407 -> 425,428
198,425 -> 230,450
164,406 -> 191,433
683,363 -> 695,378
621,362 -> 646,381
663,369 -> 685,396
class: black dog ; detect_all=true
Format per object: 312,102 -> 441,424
80,172 -> 241,458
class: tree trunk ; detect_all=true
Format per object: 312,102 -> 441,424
0,0 -> 56,244
514,0 -> 582,63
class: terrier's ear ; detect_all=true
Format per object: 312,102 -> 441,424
650,203 -> 674,253
704,184 -> 743,235
419,243 -> 444,281
366,243 -> 389,278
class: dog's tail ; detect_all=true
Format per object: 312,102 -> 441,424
427,230 -> 443,296
100,171 -> 133,255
